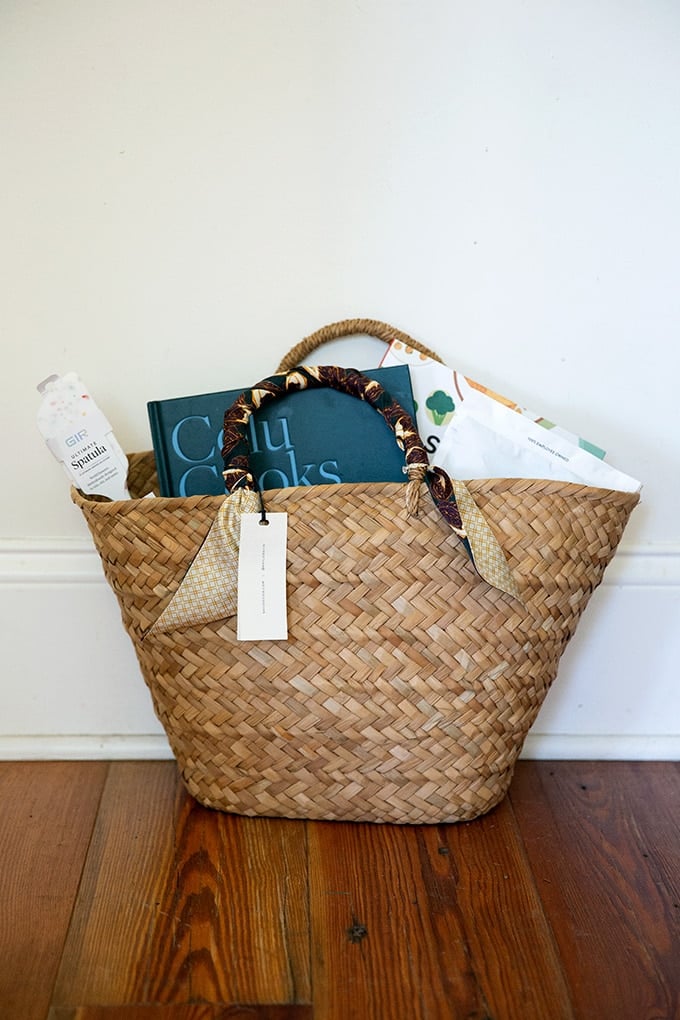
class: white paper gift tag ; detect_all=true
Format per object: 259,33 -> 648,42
237,512 -> 288,641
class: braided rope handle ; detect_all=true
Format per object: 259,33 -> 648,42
276,318 -> 443,373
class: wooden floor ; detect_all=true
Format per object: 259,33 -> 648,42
1,761 -> 678,1020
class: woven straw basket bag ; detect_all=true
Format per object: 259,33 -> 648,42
73,320 -> 639,825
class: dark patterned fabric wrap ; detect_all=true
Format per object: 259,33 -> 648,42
221,365 -> 464,532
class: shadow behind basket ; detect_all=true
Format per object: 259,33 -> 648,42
73,446 -> 638,825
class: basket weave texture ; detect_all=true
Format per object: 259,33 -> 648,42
73,448 -> 638,824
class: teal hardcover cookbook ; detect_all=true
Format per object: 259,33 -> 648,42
148,365 -> 417,498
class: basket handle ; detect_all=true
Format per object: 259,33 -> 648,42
276,318 -> 444,373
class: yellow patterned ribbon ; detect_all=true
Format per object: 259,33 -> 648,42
149,488 -> 259,634
450,478 -> 522,601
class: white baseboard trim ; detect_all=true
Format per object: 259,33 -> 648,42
0,538 -> 106,584
0,734 -> 174,760
1,538 -> 680,587
0,733 -> 677,762
521,733 -> 680,761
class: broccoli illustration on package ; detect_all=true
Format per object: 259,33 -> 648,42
425,390 -> 456,427
380,344 -> 464,457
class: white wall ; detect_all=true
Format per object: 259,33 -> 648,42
1,0 -> 678,759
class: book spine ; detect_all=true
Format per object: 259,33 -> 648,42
147,402 -> 173,498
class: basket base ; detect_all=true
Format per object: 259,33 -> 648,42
176,758 -> 516,825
